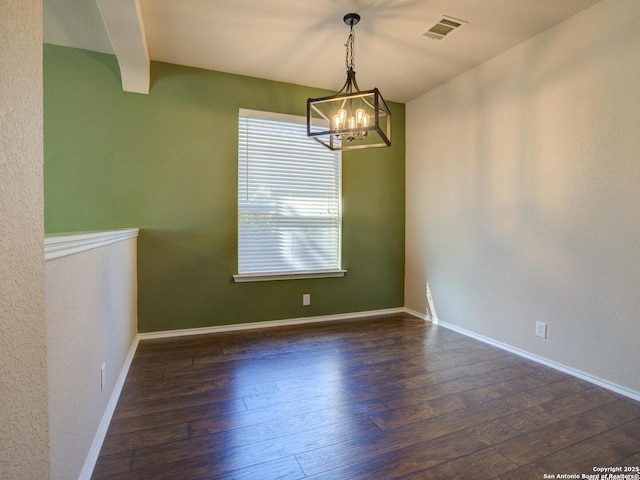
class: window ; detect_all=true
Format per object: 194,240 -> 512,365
234,109 -> 346,282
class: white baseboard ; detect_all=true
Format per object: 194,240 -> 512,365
138,307 -> 406,340
403,307 -> 433,322
434,319 -> 640,402
79,336 -> 139,480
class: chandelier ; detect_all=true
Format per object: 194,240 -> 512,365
307,13 -> 391,151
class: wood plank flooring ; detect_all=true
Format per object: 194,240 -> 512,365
91,314 -> 640,479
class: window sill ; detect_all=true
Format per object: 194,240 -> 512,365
233,270 -> 347,283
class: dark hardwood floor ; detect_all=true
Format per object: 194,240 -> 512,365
91,313 -> 640,479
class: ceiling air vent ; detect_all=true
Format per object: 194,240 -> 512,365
421,15 -> 468,41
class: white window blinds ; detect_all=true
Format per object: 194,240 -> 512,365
235,109 -> 344,281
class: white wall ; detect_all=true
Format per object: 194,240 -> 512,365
406,0 -> 640,395
46,232 -> 138,480
0,0 -> 50,478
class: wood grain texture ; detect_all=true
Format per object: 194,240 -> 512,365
91,314 -> 640,479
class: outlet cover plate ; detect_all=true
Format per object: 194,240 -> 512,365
535,321 -> 547,339
100,362 -> 106,391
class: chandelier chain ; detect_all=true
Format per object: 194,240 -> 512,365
345,26 -> 355,71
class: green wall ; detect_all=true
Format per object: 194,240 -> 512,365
44,44 -> 405,332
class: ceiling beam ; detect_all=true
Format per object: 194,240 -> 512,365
96,0 -> 149,94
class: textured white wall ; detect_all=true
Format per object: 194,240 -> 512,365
406,0 -> 640,395
0,0 -> 49,479
46,236 -> 138,480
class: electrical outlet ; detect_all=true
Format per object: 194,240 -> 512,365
303,293 -> 311,306
100,363 -> 106,391
535,321 -> 547,339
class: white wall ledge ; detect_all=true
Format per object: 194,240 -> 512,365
45,229 -> 139,261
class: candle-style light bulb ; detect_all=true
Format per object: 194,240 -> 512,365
333,114 -> 342,131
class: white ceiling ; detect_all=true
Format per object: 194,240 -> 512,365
44,0 -> 602,103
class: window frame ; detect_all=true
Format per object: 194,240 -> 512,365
233,109 -> 346,283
